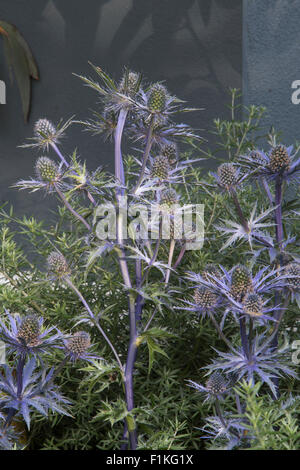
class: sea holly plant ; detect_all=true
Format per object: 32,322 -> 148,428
9,66 -> 203,450
1,66 -> 299,450
186,130 -> 300,448
0,310 -> 97,448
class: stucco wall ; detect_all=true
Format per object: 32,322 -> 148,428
0,0 -> 242,218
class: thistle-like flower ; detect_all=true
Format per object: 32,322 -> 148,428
159,188 -> 179,211
240,145 -> 300,183
179,286 -> 220,318
118,71 -> 141,97
47,252 -> 70,279
14,156 -> 64,194
21,117 -> 72,151
150,155 -> 170,180
160,142 -> 178,165
64,331 -> 96,362
147,83 -> 168,114
230,265 -> 252,300
206,334 -> 297,397
0,313 -> 62,357
188,372 -> 231,402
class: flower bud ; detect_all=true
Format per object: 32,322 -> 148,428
147,84 -> 167,113
34,118 -> 56,139
151,156 -> 170,180
231,265 -> 252,299
47,252 -> 69,277
243,293 -> 263,317
206,372 -> 228,395
217,163 -> 238,189
66,331 -> 91,358
35,157 -> 60,183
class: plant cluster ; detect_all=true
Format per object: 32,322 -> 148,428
0,67 -> 299,450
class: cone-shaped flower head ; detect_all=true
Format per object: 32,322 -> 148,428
147,84 -> 168,113
202,264 -> 222,282
34,118 -> 57,140
284,262 -> 300,290
194,287 -> 218,310
161,142 -> 178,165
230,265 -> 252,300
47,252 -> 69,277
206,372 -> 228,396
217,163 -> 238,190
65,331 -> 91,360
17,315 -> 41,347
119,71 -> 140,97
160,188 -> 179,208
243,292 -> 263,317
151,155 -> 170,180
35,157 -> 60,183
268,145 -> 291,173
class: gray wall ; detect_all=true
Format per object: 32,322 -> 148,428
0,0 -> 242,218
243,0 -> 300,144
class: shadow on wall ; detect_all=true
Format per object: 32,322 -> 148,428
0,0 -> 242,218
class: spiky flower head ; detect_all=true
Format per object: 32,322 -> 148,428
34,118 -> 57,140
147,83 -> 168,113
231,265 -> 252,299
206,372 -> 228,396
202,264 -> 222,282
250,150 -> 267,166
160,188 -> 178,208
217,163 -> 238,189
268,145 -> 291,173
118,71 -> 140,97
17,315 -> 40,346
284,262 -> 300,290
35,157 -> 60,183
151,155 -> 170,180
243,293 -> 263,317
194,287 -> 218,310
47,252 -> 69,277
161,142 -> 178,165
65,331 -> 91,360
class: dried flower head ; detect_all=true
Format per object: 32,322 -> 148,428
47,252 -> 69,278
